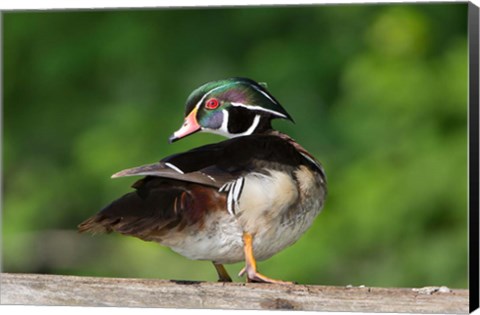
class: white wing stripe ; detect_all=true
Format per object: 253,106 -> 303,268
219,177 -> 245,216
220,182 -> 231,192
233,177 -> 244,203
227,187 -> 235,215
299,152 -> 326,182
165,162 -> 184,174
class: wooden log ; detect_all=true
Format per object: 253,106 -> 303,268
0,273 -> 469,313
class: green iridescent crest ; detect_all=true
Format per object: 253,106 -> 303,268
185,77 -> 294,122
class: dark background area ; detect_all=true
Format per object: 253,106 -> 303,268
3,3 -> 468,287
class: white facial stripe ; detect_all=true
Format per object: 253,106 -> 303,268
194,83 -> 232,111
193,82 -> 281,114
220,109 -> 229,133
230,102 -> 287,118
206,113 -> 260,138
239,114 -> 261,136
251,84 -> 278,104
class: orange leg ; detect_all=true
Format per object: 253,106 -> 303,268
240,232 -> 293,284
212,263 -> 232,282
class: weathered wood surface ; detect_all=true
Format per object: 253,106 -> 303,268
0,273 -> 469,313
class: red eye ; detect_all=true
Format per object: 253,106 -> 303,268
205,98 -> 219,110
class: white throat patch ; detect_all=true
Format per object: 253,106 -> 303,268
207,111 -> 261,138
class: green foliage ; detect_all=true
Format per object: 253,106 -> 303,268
3,3 -> 468,288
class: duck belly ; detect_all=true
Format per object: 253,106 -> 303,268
160,211 -> 246,263
237,167 -> 325,261
161,167 -> 325,264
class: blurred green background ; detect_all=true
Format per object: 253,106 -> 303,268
3,3 -> 468,288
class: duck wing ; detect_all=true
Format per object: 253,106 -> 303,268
78,135 -> 309,238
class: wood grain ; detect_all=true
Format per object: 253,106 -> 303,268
0,273 -> 469,313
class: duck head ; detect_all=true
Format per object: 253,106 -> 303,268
169,77 -> 294,143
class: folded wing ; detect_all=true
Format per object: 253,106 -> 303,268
78,134 -> 312,238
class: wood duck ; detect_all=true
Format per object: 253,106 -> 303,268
78,77 -> 327,284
